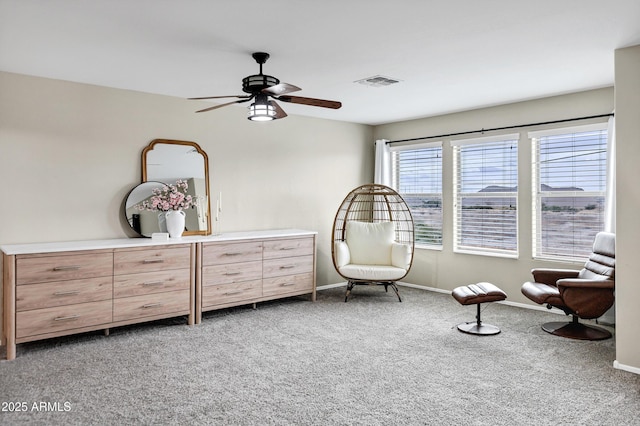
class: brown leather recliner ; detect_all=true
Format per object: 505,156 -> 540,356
521,232 -> 615,340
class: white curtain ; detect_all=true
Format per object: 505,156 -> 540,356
600,114 -> 616,325
374,139 -> 391,186
605,114 -> 616,233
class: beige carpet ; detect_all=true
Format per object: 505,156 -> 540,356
1,285 -> 638,425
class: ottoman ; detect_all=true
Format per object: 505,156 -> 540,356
452,282 -> 507,335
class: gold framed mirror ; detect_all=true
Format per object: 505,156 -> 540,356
141,139 -> 211,236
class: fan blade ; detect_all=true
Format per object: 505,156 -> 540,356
262,83 -> 301,96
277,95 -> 341,109
271,100 -> 288,119
195,97 -> 253,113
189,95 -> 251,100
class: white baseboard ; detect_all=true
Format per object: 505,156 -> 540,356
397,281 -> 451,294
316,282 -> 347,291
320,281 -> 566,316
317,281 -> 451,293
614,360 -> 640,376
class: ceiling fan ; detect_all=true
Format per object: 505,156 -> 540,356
189,52 -> 342,121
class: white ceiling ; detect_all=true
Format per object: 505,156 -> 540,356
1,0 -> 639,125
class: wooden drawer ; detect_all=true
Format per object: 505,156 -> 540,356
114,246 -> 191,275
263,255 -> 314,279
16,252 -> 113,285
202,280 -> 262,308
113,289 -> 190,322
202,260 -> 262,285
202,241 -> 262,265
263,273 -> 314,297
263,237 -> 314,259
16,300 -> 112,339
114,269 -> 190,298
16,277 -> 113,312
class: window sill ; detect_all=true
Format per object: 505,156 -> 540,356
415,244 -> 443,251
454,248 -> 518,259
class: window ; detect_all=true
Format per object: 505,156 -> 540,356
530,124 -> 608,261
452,135 -> 519,256
390,142 -> 442,247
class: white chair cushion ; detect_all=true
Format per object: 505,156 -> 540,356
391,243 -> 411,270
338,264 -> 407,281
334,241 -> 351,268
345,221 -> 394,265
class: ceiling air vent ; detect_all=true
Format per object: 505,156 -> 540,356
355,75 -> 401,87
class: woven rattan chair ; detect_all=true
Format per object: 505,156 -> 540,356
332,184 -> 415,302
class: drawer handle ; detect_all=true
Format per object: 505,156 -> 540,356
142,281 -> 164,286
280,247 -> 296,251
142,303 -> 163,309
223,252 -> 243,256
224,272 -> 242,276
279,265 -> 296,269
53,290 -> 81,296
54,314 -> 80,322
53,265 -> 81,271
224,290 -> 243,296
142,259 -> 165,264
280,282 -> 295,287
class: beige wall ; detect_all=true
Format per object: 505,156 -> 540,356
0,71 -> 374,342
614,44 -> 640,374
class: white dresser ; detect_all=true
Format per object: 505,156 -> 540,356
2,229 -> 317,360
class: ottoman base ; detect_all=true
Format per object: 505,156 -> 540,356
457,320 -> 501,336
452,282 -> 507,336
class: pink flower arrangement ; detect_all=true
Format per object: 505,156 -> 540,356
136,180 -> 194,212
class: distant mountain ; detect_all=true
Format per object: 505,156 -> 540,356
540,184 -> 583,192
478,184 -> 583,193
479,185 -> 516,192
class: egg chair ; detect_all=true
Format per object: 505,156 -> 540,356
332,184 -> 415,302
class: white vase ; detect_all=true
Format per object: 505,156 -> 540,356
157,212 -> 167,233
165,210 -> 186,238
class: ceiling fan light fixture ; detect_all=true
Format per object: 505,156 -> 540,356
248,97 -> 276,121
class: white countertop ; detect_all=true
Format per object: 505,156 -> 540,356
0,229 -> 317,255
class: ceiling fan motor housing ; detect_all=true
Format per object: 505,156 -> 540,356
242,74 -> 279,94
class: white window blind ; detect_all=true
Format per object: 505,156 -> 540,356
531,125 -> 607,261
452,136 -> 518,256
391,142 -> 442,247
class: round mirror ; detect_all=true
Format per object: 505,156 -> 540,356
124,181 -> 173,237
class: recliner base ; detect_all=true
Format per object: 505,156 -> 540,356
541,321 -> 612,340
